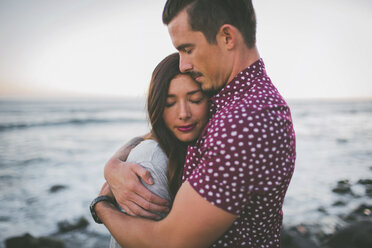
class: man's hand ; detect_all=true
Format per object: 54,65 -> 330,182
99,182 -> 114,198
97,181 -> 237,248
104,158 -> 170,220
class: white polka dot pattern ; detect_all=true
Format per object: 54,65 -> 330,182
183,59 -> 296,248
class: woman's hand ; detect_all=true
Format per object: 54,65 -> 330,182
104,158 -> 170,220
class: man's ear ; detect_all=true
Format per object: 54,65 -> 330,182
218,24 -> 236,50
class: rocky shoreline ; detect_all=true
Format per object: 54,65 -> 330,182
282,178 -> 372,248
4,216 -> 110,248
3,183 -> 111,248
3,178 -> 372,248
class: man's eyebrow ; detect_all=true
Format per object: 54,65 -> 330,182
176,43 -> 193,51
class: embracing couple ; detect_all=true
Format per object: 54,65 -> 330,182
89,0 -> 296,247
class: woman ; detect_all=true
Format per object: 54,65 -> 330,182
90,53 -> 209,247
143,52 -> 209,202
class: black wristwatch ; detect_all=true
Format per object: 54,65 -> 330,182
90,195 -> 117,224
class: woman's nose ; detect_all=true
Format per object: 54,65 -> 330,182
178,102 -> 191,120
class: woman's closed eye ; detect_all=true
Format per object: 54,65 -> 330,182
165,101 -> 176,108
189,98 -> 203,104
189,92 -> 205,104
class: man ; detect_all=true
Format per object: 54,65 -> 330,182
92,0 -> 296,247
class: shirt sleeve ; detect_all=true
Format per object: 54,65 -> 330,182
127,140 -> 171,214
110,140 -> 171,248
187,104 -> 295,215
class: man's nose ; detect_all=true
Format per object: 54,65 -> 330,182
179,55 -> 192,73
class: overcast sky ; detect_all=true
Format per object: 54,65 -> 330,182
0,0 -> 371,100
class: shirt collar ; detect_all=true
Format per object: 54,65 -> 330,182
210,58 -> 266,112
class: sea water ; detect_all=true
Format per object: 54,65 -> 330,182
0,98 -> 371,245
0,98 -> 149,243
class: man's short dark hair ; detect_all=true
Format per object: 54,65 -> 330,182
162,0 -> 257,48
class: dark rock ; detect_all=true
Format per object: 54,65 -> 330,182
332,180 -> 352,194
332,187 -> 352,194
338,179 -> 350,185
27,197 -> 38,204
318,207 -> 327,213
365,185 -> 372,197
57,217 -> 89,233
51,229 -> 110,248
327,221 -> 372,248
5,233 -> 35,248
332,200 -> 346,206
281,226 -> 320,248
336,138 -> 348,143
0,216 -> 11,222
37,237 -> 65,248
345,204 -> 372,222
5,233 -> 65,248
315,216 -> 345,242
351,204 -> 372,217
49,185 -> 67,193
356,180 -> 372,197
358,179 -> 372,185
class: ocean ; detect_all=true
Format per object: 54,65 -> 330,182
0,98 -> 371,247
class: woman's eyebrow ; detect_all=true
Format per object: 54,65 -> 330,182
167,89 -> 201,97
187,89 -> 202,96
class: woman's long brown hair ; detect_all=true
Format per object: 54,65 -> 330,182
147,53 -> 188,200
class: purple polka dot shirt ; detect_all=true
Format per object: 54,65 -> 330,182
183,59 -> 296,247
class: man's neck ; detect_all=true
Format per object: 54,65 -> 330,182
226,46 -> 260,84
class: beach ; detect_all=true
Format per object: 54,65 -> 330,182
0,98 -> 371,248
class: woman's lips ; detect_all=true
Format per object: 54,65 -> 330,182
177,124 -> 195,132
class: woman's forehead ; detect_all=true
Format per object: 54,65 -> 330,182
169,75 -> 201,92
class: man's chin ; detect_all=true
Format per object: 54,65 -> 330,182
203,88 -> 221,98
198,80 -> 224,97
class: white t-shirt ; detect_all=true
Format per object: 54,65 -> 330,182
109,139 -> 170,248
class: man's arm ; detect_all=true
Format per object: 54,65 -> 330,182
110,136 -> 145,161
96,181 -> 237,248
104,136 -> 169,219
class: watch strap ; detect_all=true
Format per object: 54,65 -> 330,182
90,195 -> 117,224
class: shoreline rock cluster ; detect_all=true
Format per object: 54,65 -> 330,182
4,179 -> 372,248
5,233 -> 64,248
4,217 -> 92,248
282,178 -> 372,248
